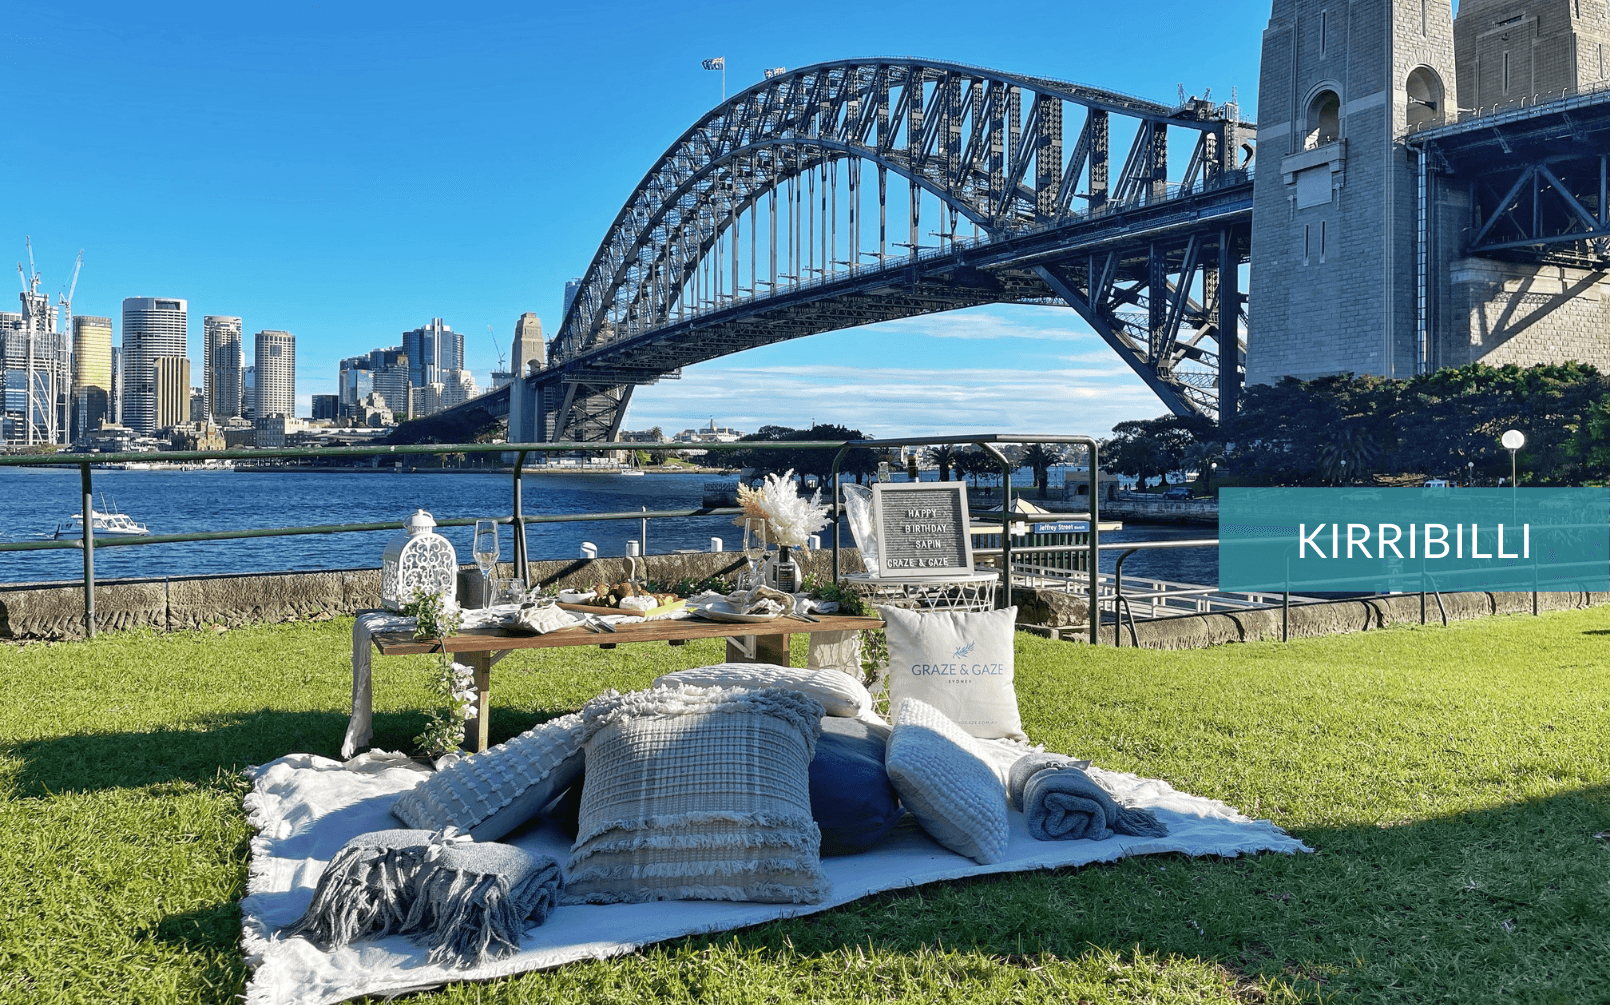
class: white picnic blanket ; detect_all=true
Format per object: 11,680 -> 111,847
241,751 -> 1309,1005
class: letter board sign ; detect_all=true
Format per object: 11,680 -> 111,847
872,482 -> 974,578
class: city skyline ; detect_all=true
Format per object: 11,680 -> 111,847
8,0 -> 1267,437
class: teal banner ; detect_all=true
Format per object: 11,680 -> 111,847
1219,488 -> 1609,593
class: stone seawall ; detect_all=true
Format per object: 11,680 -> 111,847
0,549 -> 868,641
1101,590 -> 1609,649
3,557 -> 1599,646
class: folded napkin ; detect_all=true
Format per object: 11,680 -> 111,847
727,585 -> 797,617
504,603 -> 582,635
1007,753 -> 1168,842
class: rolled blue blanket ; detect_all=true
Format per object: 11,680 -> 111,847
1008,753 -> 1168,841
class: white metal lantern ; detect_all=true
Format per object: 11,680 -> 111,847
381,509 -> 459,612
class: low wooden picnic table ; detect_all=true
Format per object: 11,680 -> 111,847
370,613 -> 884,752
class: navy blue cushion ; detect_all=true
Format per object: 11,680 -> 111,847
810,717 -> 903,855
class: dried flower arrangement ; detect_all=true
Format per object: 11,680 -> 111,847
734,469 -> 830,548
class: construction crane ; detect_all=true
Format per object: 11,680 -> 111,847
13,237 -> 47,446
58,250 -> 83,336
488,324 -> 507,371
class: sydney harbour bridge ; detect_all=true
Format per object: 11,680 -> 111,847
441,58 -> 1256,443
429,49 -> 1610,444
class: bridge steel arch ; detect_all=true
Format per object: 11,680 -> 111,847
534,58 -> 1255,442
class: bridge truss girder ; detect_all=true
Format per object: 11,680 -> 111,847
538,185 -> 1251,432
544,57 -> 1253,440
1412,91 -> 1610,269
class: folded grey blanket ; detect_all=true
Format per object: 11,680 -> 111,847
284,828 -> 563,968
1007,753 -> 1168,841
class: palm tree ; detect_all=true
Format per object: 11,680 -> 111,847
924,444 -> 958,481
1018,443 -> 1068,498
1316,424 -> 1379,484
1182,441 -> 1226,495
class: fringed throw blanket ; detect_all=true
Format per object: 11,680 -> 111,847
1008,753 -> 1169,841
284,827 -> 562,968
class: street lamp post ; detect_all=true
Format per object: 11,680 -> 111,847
1466,460 -> 1474,486
1501,429 -> 1525,487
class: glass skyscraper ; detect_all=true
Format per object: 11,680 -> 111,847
121,297 -> 188,434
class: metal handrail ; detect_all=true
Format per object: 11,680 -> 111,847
2,433 -> 1108,644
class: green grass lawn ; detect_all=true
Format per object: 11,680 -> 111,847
2,607 -> 1608,1004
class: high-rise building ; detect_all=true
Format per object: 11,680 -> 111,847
1,295 -> 68,445
204,316 -> 243,420
111,345 -> 122,424
368,347 -> 410,418
402,319 -> 463,389
71,315 -> 113,443
121,297 -> 188,434
311,394 -> 340,420
253,330 -> 296,419
410,368 -> 479,418
337,355 -> 373,413
153,356 -> 191,431
563,278 -> 583,319
242,365 -> 256,420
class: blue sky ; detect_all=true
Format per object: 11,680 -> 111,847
5,0 -> 1267,436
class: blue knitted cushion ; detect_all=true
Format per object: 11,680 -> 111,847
810,717 -> 903,855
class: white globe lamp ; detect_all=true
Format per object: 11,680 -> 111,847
1500,430 -> 1525,488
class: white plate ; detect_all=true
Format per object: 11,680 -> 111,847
690,599 -> 783,623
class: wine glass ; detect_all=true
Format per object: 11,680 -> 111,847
742,519 -> 767,591
473,520 -> 500,608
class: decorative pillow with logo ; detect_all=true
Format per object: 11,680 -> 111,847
877,605 -> 1025,741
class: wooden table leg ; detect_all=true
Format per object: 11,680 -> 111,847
463,650 -> 493,753
732,631 -> 791,666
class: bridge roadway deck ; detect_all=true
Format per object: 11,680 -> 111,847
535,180 -> 1253,389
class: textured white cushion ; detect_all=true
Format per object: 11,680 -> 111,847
390,712 -> 588,842
654,663 -> 871,718
565,685 -> 831,905
883,697 -> 1009,865
879,605 -> 1025,740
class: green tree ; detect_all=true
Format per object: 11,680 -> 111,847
727,423 -> 875,482
924,444 -> 958,481
1105,416 -> 1200,489
1017,443 -> 1067,498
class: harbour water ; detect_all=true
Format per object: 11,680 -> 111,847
1,466 -> 1216,586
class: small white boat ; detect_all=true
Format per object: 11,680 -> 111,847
53,507 -> 151,540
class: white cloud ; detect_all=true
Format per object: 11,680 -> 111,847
629,361 -> 1165,438
870,304 -> 1100,342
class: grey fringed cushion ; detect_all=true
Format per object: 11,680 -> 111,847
653,663 -> 871,717
884,698 -> 1009,865
391,709 -> 593,841
565,685 -> 831,905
